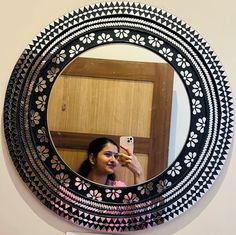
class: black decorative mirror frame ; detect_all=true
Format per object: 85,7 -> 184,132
4,1 -> 234,232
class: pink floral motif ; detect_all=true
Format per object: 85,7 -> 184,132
105,189 -> 122,200
123,192 -> 139,204
87,189 -> 102,201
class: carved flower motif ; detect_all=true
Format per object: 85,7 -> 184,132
35,77 -> 46,93
180,70 -> 193,85
79,33 -> 95,44
47,67 -> 60,82
56,172 -> 71,187
129,34 -> 145,45
187,131 -> 198,147
137,182 -> 153,195
114,29 -> 130,39
36,145 -> 49,161
51,155 -> 65,171
30,110 -> 40,127
148,36 -> 164,47
192,99 -> 202,115
159,47 -> 173,61
105,188 -> 122,200
192,81 -> 203,97
167,162 -> 182,177
196,117 -> 206,133
75,177 -> 91,190
97,33 -> 113,44
69,44 -> 84,58
87,189 -> 102,201
157,179 -> 172,193
184,152 -> 197,167
176,54 -> 190,68
37,127 -> 48,143
52,49 -> 66,64
35,95 -> 47,111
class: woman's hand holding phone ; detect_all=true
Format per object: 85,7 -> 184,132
118,145 -> 144,184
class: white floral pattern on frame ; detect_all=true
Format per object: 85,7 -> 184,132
129,34 -> 145,45
159,47 -> 173,61
176,54 -> 190,68
36,145 -> 49,161
30,110 -> 40,127
192,81 -> 203,97
180,70 -> 193,85
56,172 -> 71,187
137,182 -> 153,195
35,77 -> 46,93
69,44 -> 84,58
156,179 -> 172,193
105,189 -> 122,200
123,192 -> 139,204
47,67 -> 60,82
167,162 -> 182,177
37,127 -> 48,143
75,177 -> 91,190
79,33 -> 95,44
35,95 -> 47,111
184,152 -> 197,167
196,117 -> 206,133
97,33 -> 113,44
148,36 -> 164,47
51,155 -> 65,171
52,49 -> 66,64
192,99 -> 202,115
87,189 -> 102,201
114,29 -> 130,39
187,131 -> 198,147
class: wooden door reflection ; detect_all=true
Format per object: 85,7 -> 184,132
48,57 -> 174,185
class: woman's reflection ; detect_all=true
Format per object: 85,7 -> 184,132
78,137 -> 144,186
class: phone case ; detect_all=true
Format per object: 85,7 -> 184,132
119,136 -> 134,154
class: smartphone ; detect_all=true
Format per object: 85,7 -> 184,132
119,136 -> 134,154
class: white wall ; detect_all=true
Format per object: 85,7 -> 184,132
0,1 -> 235,235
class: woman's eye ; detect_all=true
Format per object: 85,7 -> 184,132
104,152 -> 119,159
104,152 -> 112,157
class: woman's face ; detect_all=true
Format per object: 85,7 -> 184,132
94,143 -> 119,175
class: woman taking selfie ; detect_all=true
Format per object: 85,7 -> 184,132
78,137 -> 144,186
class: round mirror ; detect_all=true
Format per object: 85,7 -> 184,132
4,2 -> 233,232
47,44 -> 190,185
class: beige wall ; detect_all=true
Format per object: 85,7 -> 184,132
0,0 -> 235,234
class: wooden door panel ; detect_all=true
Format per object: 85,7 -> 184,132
49,76 -> 153,137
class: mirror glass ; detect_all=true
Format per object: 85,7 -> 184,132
47,43 -> 190,186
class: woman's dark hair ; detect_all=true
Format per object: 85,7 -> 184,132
78,137 -> 118,182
